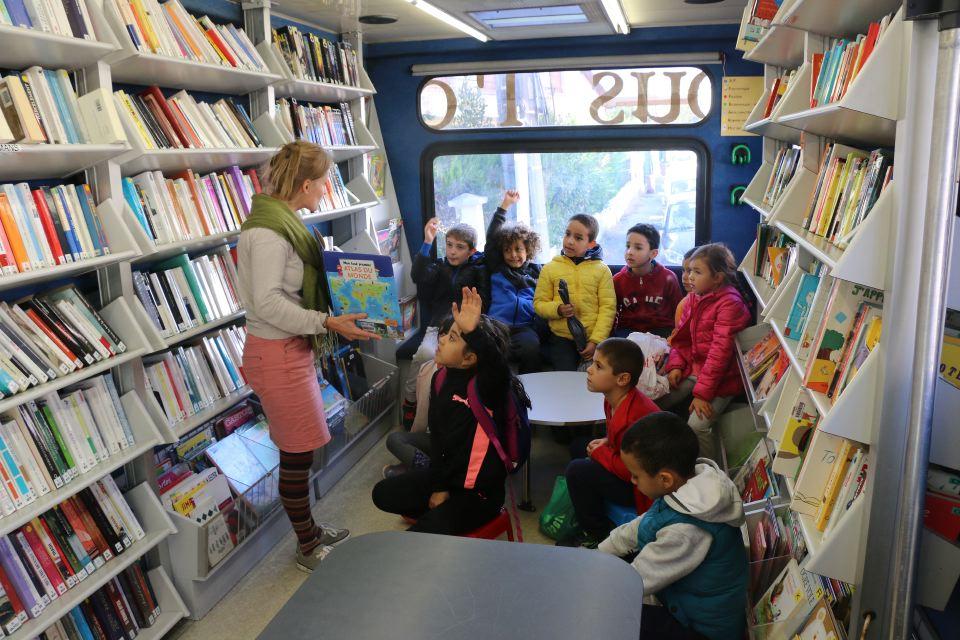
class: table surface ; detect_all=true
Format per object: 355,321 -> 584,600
518,371 -> 606,426
257,531 -> 643,640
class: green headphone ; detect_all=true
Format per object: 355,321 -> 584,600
730,186 -> 747,205
731,144 -> 752,165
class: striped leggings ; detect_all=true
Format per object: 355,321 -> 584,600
279,450 -> 321,553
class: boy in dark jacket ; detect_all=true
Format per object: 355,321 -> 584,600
485,190 -> 544,373
401,219 -> 489,425
613,224 -> 683,339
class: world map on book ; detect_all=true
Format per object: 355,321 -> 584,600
326,254 -> 403,339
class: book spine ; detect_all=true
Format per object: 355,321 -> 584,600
0,536 -> 44,618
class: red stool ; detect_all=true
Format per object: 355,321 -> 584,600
463,508 -> 515,542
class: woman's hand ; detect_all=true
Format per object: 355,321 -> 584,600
452,287 -> 482,334
323,313 -> 381,341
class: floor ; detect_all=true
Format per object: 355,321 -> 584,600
165,426 -> 576,640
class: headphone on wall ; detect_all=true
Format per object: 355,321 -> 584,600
730,186 -> 747,205
731,144 -> 752,165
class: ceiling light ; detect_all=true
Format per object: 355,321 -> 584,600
598,0 -> 630,34
404,0 -> 490,42
359,14 -> 398,24
469,6 -> 589,29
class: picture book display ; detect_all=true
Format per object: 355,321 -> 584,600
323,251 -> 403,339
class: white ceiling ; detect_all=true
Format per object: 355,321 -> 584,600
271,0 -> 748,44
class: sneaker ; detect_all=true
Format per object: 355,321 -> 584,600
316,524 -> 350,547
295,544 -> 333,573
555,532 -> 601,549
401,400 -> 416,431
382,463 -> 408,479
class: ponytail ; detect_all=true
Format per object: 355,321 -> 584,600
266,140 -> 332,201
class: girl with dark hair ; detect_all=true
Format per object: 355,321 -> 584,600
659,243 -> 751,461
372,287 -> 529,534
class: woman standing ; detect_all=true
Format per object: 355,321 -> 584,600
238,141 -> 379,572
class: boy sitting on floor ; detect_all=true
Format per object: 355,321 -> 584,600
559,338 -> 660,548
598,412 -> 747,640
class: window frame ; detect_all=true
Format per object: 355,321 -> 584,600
421,138 -> 712,260
416,65 -> 717,134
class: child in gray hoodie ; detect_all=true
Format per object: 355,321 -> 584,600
598,412 -> 747,640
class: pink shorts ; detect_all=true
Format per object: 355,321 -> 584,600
242,334 -> 331,454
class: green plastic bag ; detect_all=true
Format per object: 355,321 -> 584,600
539,476 -> 580,541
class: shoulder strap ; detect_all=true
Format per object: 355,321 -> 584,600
432,366 -> 447,396
465,378 -> 512,470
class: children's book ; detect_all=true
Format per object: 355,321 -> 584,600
785,271 -> 822,339
318,377 -> 348,418
832,310 -> 882,400
322,251 -> 403,339
756,350 -> 790,401
734,439 -> 775,503
773,389 -> 820,478
791,597 -> 844,640
790,429 -> 847,517
938,308 -> 960,391
752,559 -> 818,638
803,282 -> 883,394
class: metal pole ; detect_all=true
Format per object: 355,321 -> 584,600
858,13 -> 960,638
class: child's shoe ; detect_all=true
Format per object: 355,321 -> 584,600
382,464 -> 408,479
555,531 -> 601,550
401,400 -> 417,431
296,544 -> 334,573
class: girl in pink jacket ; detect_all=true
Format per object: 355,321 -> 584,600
659,244 -> 751,460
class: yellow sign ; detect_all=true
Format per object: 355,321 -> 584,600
721,76 -> 764,137
940,335 -> 960,390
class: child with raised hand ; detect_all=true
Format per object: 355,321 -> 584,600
599,412 -> 747,640
401,219 -> 489,428
659,244 -> 751,460
372,288 -> 528,535
485,189 -> 545,373
533,214 -> 616,370
559,338 -> 660,548
613,224 -> 683,339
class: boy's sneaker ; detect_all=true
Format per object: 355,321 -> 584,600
555,531 -> 601,550
382,463 -> 408,479
316,524 -> 350,547
296,544 -> 334,573
401,401 -> 416,431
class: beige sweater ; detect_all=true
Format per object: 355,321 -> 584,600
237,227 -> 328,340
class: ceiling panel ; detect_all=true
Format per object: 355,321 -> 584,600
270,0 -> 747,44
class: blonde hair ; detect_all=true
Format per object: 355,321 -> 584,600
266,141 -> 332,201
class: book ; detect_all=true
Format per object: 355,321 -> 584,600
275,99 -> 358,147
784,269 -> 823,340
734,439 -> 774,503
772,390 -> 820,479
791,597 -> 844,639
752,559 -> 818,636
322,251 -> 403,339
271,26 -> 359,85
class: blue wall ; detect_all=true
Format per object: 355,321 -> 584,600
365,25 -> 763,261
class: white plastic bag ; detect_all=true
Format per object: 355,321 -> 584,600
627,331 -> 671,400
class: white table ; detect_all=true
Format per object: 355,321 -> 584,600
518,371 -> 606,509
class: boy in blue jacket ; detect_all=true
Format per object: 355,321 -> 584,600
484,190 -> 544,373
598,412 -> 747,640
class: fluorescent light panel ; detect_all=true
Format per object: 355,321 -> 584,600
469,6 -> 589,29
405,0 -> 490,42
599,0 -> 630,34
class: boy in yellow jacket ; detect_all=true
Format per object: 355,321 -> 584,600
534,214 -> 616,370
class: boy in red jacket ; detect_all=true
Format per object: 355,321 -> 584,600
613,224 -> 683,339
558,338 -> 660,548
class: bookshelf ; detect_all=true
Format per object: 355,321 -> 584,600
116,147 -> 279,176
734,2 -> 917,632
0,145 -> 131,181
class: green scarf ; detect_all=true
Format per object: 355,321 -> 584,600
241,193 -> 335,355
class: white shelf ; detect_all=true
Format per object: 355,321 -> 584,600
4,483 -> 174,640
0,25 -> 117,70
301,200 -> 380,225
814,347 -> 881,445
738,255 -> 776,313
272,78 -> 375,103
0,144 -> 130,180
775,11 -> 904,148
777,0 -> 904,38
328,145 -> 377,163
803,491 -> 868,584
0,392 -> 161,537
744,116 -> 803,144
0,349 -> 144,414
158,310 -> 246,352
741,194 -> 772,218
171,387 -> 254,442
133,233 -> 237,265
0,250 -> 138,293
744,23 -> 806,68
108,51 -> 281,94
741,161 -> 775,217
117,148 -> 278,176
767,315 -> 806,378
